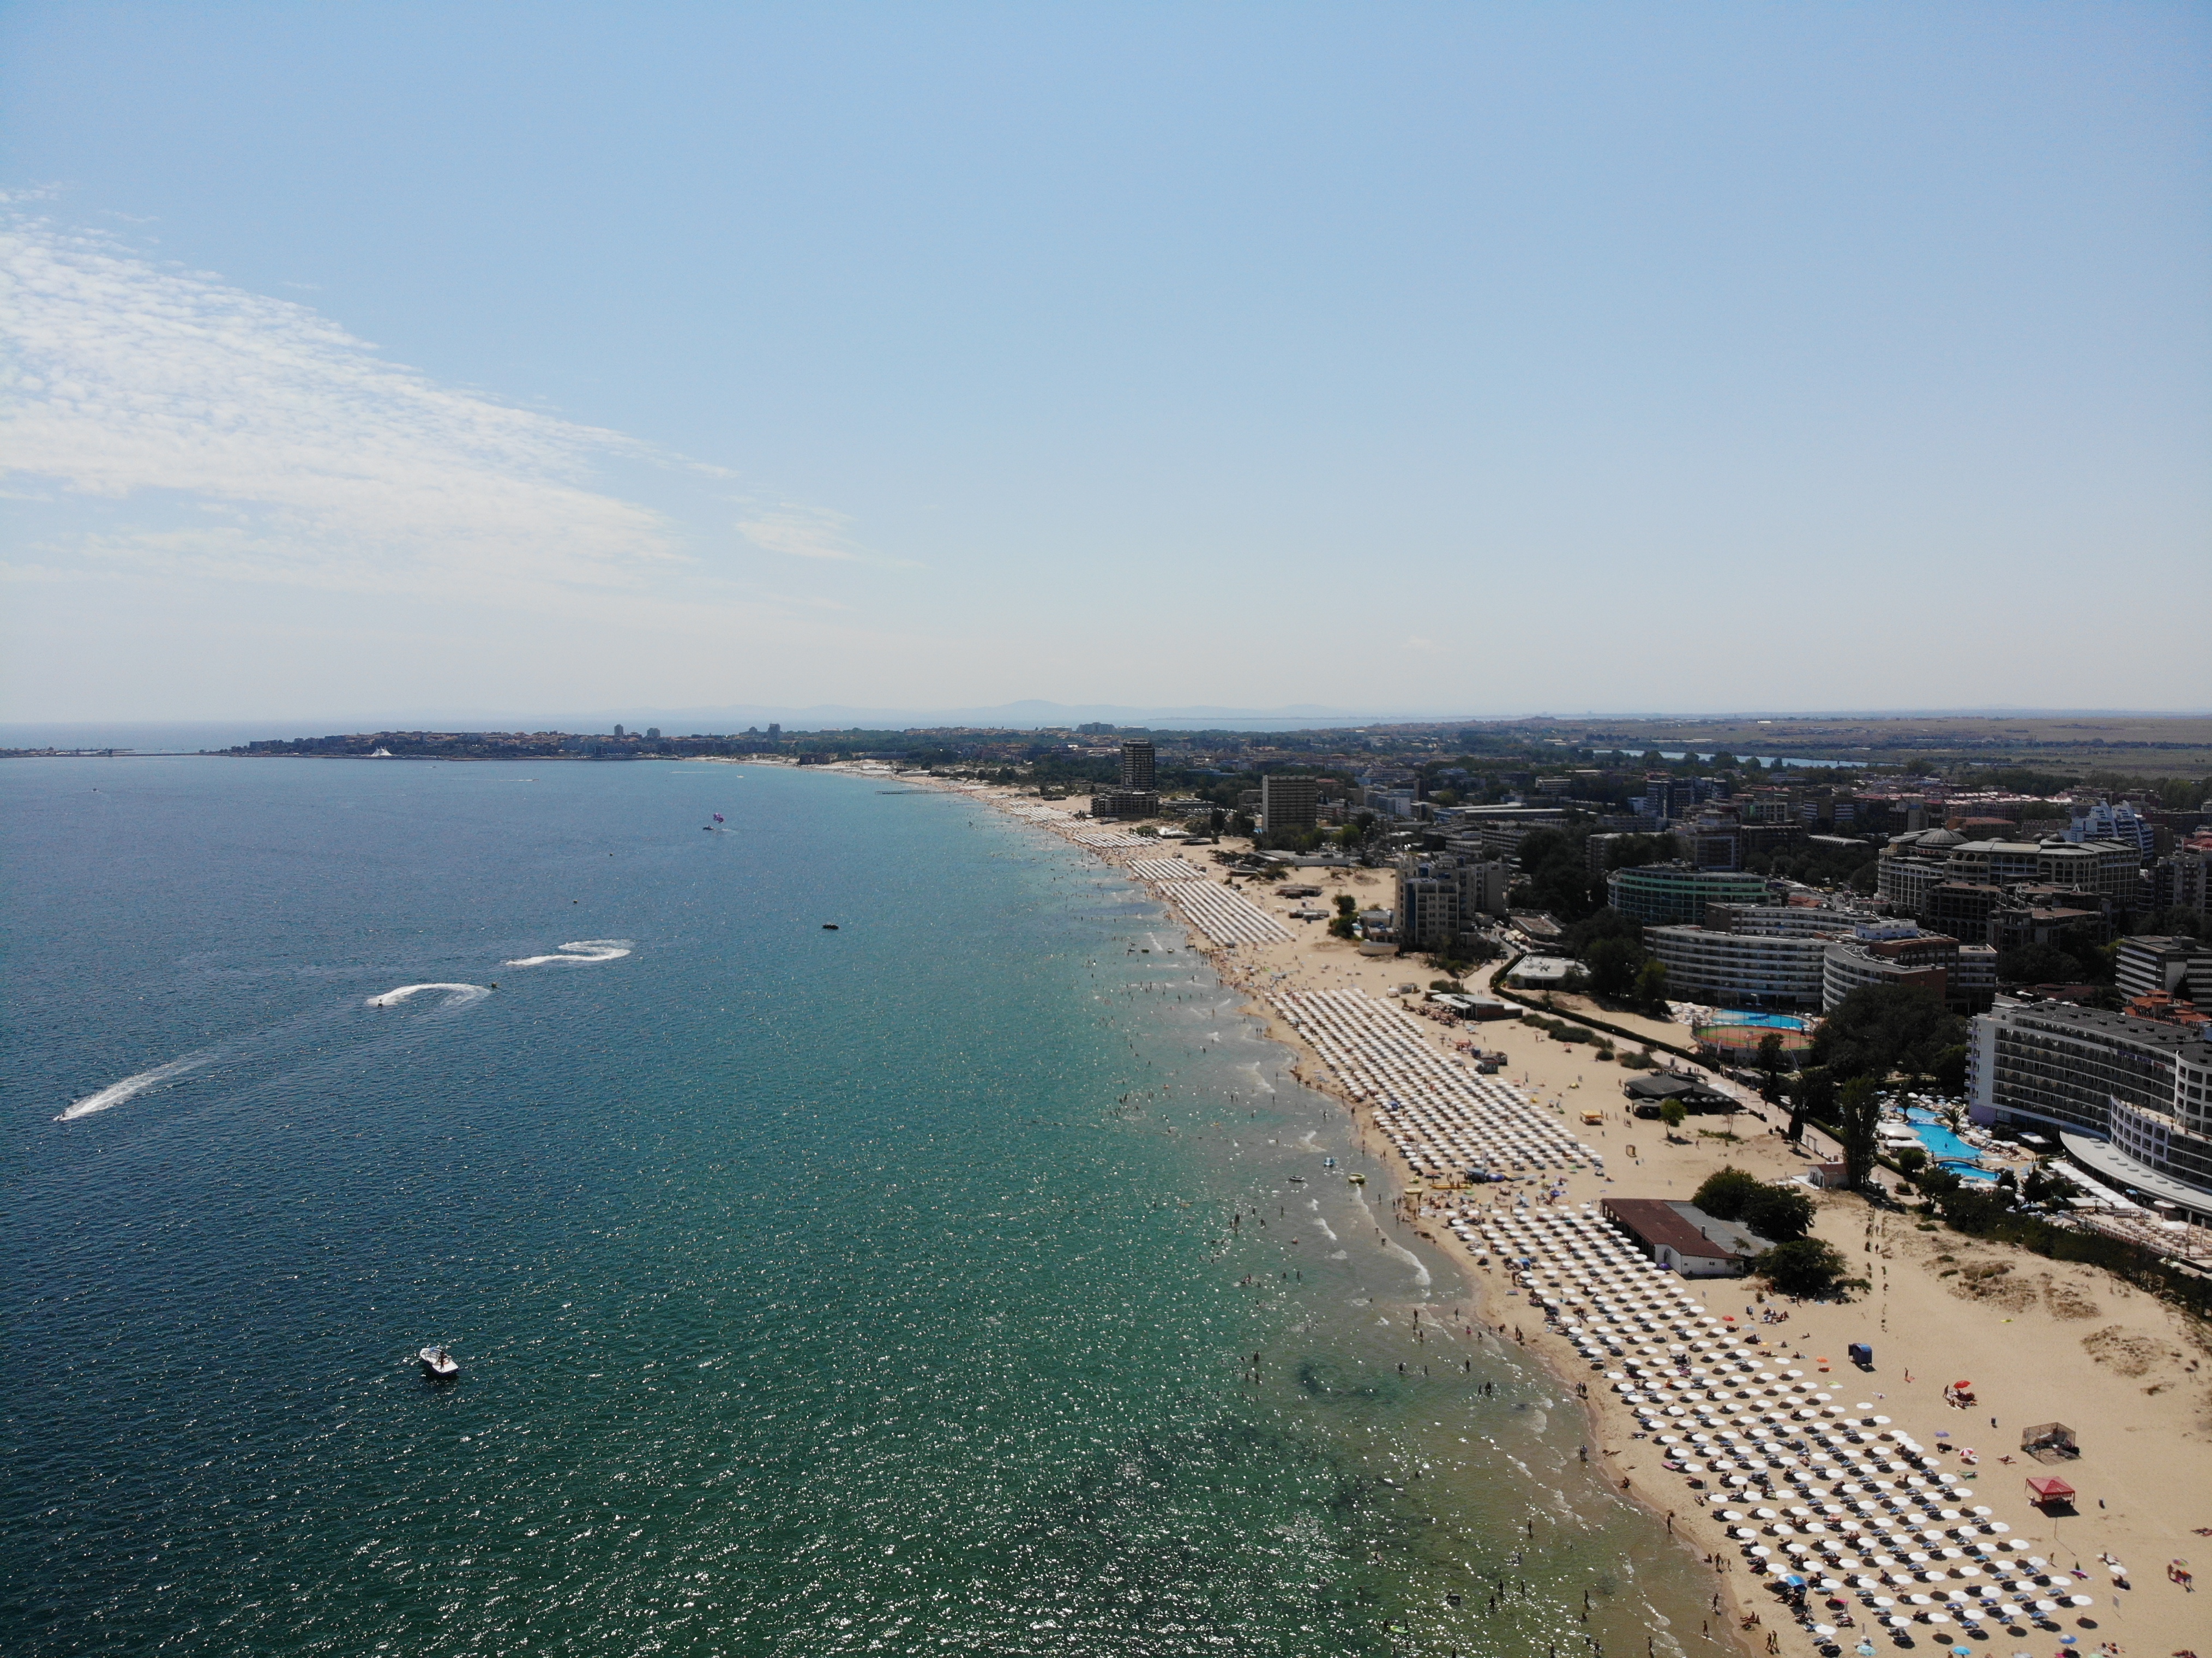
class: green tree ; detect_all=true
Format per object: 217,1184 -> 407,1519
1603,833 -> 1679,871
1785,1066 -> 1834,1144
1756,1031 -> 1787,1102
1836,1078 -> 1885,1191
1692,1167 -> 1815,1241
1513,829 -> 1606,921
1914,1165 -> 1964,1199
2022,1160 -> 2067,1205
1741,1183 -> 1816,1242
2150,905 -> 2204,940
1994,941 -> 2082,985
1756,1237 -> 1854,1298
1893,1144 -> 1928,1175
1692,1166 -> 1764,1220
1929,1044 -> 1968,1095
1561,907 -> 1639,956
1659,1099 -> 1687,1137
1811,984 -> 1967,1084
1585,935 -> 1642,998
1633,958 -> 1670,1013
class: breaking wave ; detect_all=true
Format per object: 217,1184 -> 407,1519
56,1054 -> 209,1122
365,983 -> 492,1009
501,939 -> 634,968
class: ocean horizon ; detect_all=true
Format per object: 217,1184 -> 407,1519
5,758 -> 1720,1655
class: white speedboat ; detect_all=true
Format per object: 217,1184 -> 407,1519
418,1344 -> 459,1380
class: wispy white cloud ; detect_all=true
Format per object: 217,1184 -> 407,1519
736,503 -> 919,569
0,209 -> 965,719
0,213 -> 693,599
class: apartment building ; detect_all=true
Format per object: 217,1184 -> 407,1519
1118,740 -> 1156,792
1604,863 -> 1769,927
1259,773 -> 1320,833
1820,928 -> 1997,1014
2116,935 -> 2212,1004
1393,851 -> 1508,952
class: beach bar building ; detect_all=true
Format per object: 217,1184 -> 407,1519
1600,1197 -> 1769,1277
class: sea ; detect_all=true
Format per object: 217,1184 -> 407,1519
4,759 -> 1723,1656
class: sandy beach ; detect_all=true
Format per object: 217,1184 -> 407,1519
879,774 -> 2212,1658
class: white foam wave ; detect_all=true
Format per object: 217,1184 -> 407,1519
365,983 -> 492,1009
1239,1062 -> 1276,1096
501,938 -> 634,968
56,1054 -> 209,1121
1381,1236 -> 1432,1288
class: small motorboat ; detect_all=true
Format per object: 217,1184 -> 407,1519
418,1344 -> 459,1380
821,923 -> 839,930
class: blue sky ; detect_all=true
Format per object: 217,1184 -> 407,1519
2,3 -> 2206,724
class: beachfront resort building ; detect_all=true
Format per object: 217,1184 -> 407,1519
1089,787 -> 1161,819
1392,851 -> 1510,953
1259,773 -> 1319,833
1642,902 -> 1873,1010
1119,740 -> 1155,792
1967,996 -> 2212,1220
1603,863 -> 1769,927
1645,925 -> 1835,1010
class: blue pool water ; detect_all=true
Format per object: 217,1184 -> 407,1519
1700,1012 -> 1808,1031
1903,1108 -> 1999,1182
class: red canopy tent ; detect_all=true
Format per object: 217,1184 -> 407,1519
2025,1475 -> 2076,1506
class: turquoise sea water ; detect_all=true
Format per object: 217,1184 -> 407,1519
5,760 -> 1723,1655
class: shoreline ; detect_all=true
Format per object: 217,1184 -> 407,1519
861,770 -> 2210,1658
882,773 -> 1770,1657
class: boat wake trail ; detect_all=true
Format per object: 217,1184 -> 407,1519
56,1054 -> 211,1121
501,938 -> 634,968
365,983 -> 493,1009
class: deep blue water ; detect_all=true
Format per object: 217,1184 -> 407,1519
4,758 -> 1720,1655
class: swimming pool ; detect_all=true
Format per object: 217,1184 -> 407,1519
1701,1012 -> 1811,1031
1903,1107 -> 1999,1182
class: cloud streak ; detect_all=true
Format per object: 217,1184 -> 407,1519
737,503 -> 921,569
0,214 -> 687,598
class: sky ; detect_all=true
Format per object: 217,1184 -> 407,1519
2,2 -> 2207,727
